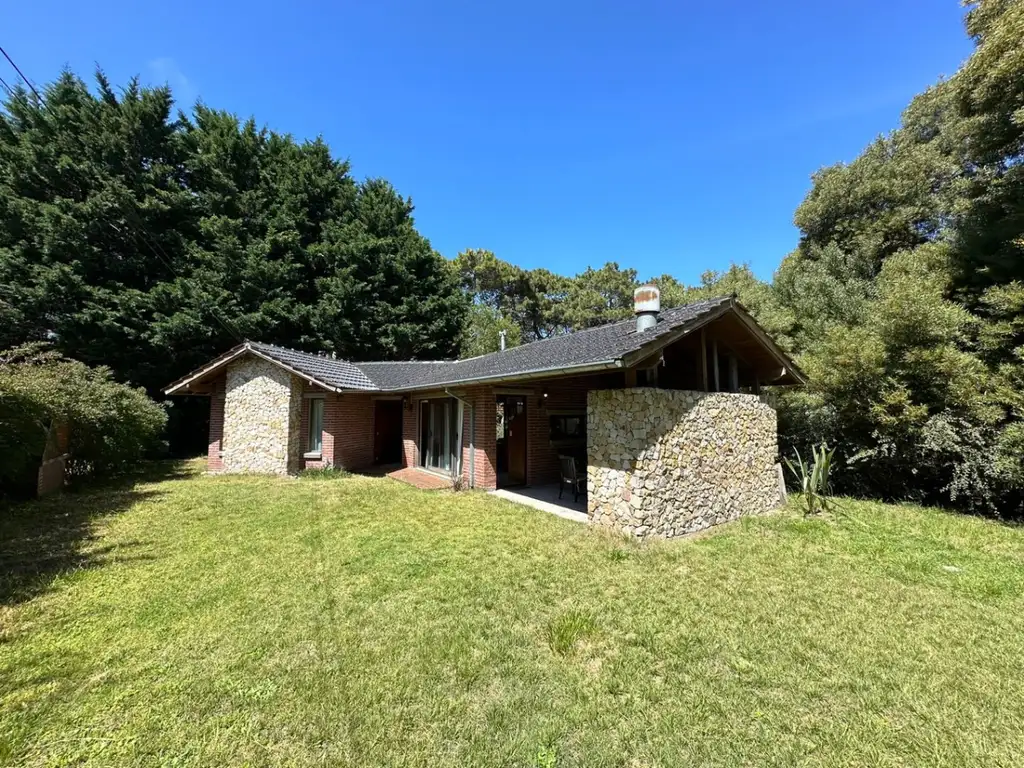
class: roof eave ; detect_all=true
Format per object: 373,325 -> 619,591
163,342 -> 349,396
727,300 -> 807,386
620,298 -> 805,386
381,359 -> 624,393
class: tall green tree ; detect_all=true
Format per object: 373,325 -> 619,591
767,0 -> 1024,514
0,73 -> 467,383
561,262 -> 637,330
0,71 -> 467,450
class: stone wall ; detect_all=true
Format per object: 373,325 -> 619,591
587,388 -> 780,537
221,356 -> 303,474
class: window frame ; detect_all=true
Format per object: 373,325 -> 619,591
548,409 -> 586,444
306,396 -> 325,457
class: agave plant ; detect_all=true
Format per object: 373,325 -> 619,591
784,442 -> 836,516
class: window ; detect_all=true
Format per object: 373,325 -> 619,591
308,398 -> 324,454
419,397 -> 460,472
549,413 -> 585,442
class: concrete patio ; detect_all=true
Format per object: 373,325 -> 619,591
489,484 -> 588,524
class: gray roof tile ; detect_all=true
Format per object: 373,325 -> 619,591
249,297 -> 731,392
248,342 -> 378,390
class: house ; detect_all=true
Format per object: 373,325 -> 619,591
164,289 -> 803,537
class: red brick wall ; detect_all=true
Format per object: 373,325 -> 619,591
210,371 -> 623,481
208,376 -> 225,472
334,393 -> 374,469
526,372 -> 620,486
462,385 -> 497,490
299,386 -> 374,470
402,398 -> 418,469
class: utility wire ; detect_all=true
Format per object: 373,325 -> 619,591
0,42 -> 247,347
0,74 -> 11,95
0,45 -> 42,101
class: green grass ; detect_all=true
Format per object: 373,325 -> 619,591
2,461 -> 1023,767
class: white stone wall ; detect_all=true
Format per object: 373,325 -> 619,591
587,389 -> 780,538
221,356 -> 303,474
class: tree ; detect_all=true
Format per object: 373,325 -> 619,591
454,249 -> 569,341
460,303 -> 522,358
315,179 -> 467,361
766,0 -> 1024,514
0,71 -> 467,451
561,262 -> 636,330
0,344 -> 167,492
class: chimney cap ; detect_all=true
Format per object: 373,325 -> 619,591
634,284 -> 660,332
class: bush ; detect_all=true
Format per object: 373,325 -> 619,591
0,344 -> 167,492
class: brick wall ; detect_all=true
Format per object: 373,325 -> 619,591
402,398 -> 418,469
208,376 -> 225,472
299,386 -> 374,471
526,373 -> 617,486
335,393 -> 374,469
462,385 -> 497,490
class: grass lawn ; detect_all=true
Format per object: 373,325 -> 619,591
2,462 -> 1023,767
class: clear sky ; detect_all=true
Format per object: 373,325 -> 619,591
4,1 -> 973,284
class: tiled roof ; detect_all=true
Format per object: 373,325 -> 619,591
165,297 -> 740,394
353,297 -> 730,390
251,297 -> 730,391
246,342 -> 378,391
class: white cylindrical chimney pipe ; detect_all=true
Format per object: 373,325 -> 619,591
634,284 -> 661,332
499,329 -> 507,351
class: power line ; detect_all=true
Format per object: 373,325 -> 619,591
118,209 -> 246,345
0,45 -> 42,101
0,42 -> 246,346
0,74 -> 11,95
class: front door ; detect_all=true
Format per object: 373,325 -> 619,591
374,399 -> 403,465
503,395 -> 527,486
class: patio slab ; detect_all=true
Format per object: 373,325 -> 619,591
385,467 -> 452,490
489,484 -> 589,524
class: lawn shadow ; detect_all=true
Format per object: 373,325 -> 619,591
0,460 -> 191,606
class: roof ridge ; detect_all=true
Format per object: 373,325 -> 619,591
450,296 -> 732,360
355,360 -> 451,365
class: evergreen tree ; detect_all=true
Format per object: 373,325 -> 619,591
0,71 -> 467,451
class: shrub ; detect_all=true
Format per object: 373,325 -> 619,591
0,344 -> 167,491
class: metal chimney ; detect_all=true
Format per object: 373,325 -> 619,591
499,330 -> 507,351
634,284 -> 660,332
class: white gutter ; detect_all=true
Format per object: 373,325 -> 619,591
396,359 -> 624,394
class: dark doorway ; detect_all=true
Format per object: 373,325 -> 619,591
374,399 -> 404,465
496,395 -> 527,487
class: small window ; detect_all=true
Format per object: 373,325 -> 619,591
308,398 -> 324,454
549,414 -> 585,441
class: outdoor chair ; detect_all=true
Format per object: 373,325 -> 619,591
558,454 -> 584,503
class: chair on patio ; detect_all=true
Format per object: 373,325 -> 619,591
558,454 -> 584,503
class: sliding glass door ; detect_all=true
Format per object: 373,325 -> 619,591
422,399 -> 451,472
419,398 -> 462,473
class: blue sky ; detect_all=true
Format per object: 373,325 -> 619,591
5,1 -> 973,284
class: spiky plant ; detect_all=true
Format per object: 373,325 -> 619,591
784,442 -> 836,515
